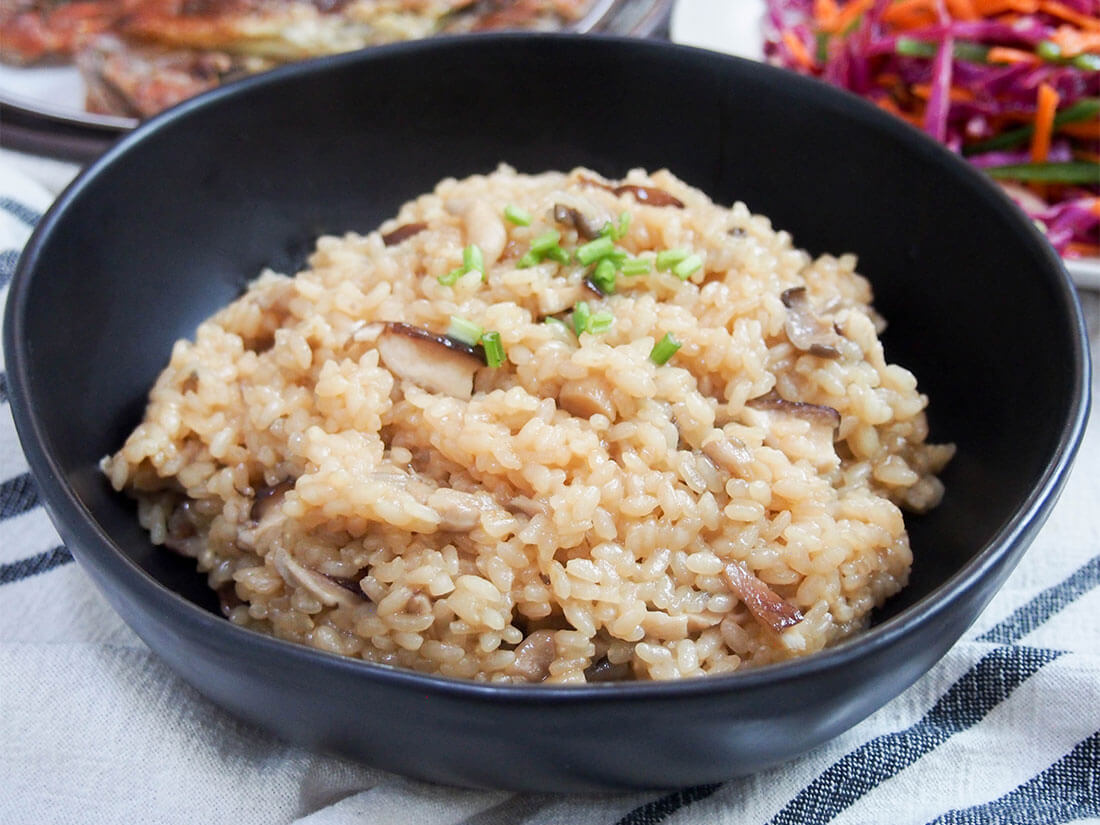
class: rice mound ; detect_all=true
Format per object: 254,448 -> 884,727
103,165 -> 954,683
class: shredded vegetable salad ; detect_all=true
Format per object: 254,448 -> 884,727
764,0 -> 1100,259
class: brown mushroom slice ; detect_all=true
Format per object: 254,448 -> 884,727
553,203 -> 603,240
578,175 -> 685,208
250,479 -> 294,522
584,657 -> 633,683
375,322 -> 484,399
723,562 -> 803,634
746,391 -> 841,430
426,488 -> 486,532
701,433 -> 753,475
558,378 -> 616,420
781,286 -> 843,358
274,549 -> 363,608
508,629 -> 557,682
381,222 -> 427,246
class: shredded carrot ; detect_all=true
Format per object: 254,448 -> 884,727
782,30 -> 817,69
987,46 -> 1041,64
813,0 -> 841,28
946,0 -> 980,19
1039,1 -> 1100,32
912,83 -> 976,103
1030,83 -> 1060,163
819,0 -> 876,34
1049,25 -> 1100,56
876,96 -> 927,127
1059,120 -> 1100,140
971,0 -> 1038,14
882,0 -> 937,28
1065,242 -> 1100,258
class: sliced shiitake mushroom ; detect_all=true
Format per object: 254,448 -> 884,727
745,391 -> 841,430
375,322 -> 485,399
553,203 -> 603,240
381,222 -> 427,246
723,562 -> 803,634
781,286 -> 843,358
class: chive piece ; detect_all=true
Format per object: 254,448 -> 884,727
481,331 -> 506,368
1073,53 -> 1100,71
985,162 -> 1100,184
576,236 -> 616,265
463,244 -> 484,274
516,251 -> 539,269
572,301 -> 592,336
621,257 -> 652,276
447,316 -> 484,346
530,230 -> 561,255
673,254 -> 703,280
896,37 -> 987,62
616,211 -> 631,238
601,211 -> 632,240
1036,40 -> 1062,62
964,97 -> 1100,155
605,248 -> 629,266
896,37 -> 936,58
588,311 -> 614,335
649,333 -> 681,365
815,32 -> 829,64
545,245 -> 571,265
438,267 -> 464,285
656,247 -> 690,271
544,316 -> 570,329
504,204 -> 532,226
591,258 -> 617,294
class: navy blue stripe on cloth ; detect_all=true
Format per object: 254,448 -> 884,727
612,551 -> 1100,825
0,196 -> 42,227
977,554 -> 1100,645
0,249 -> 19,289
926,731 -> 1099,825
0,472 -> 40,520
614,784 -> 723,825
0,545 -> 73,586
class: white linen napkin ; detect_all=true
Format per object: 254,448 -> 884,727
1,156 -> 1098,825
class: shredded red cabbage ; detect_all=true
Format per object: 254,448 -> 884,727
763,0 -> 1100,258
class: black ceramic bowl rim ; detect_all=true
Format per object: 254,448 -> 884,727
6,33 -> 1092,706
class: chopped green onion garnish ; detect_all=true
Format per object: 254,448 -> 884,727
572,301 -> 592,336
815,31 -> 829,64
985,162 -> 1100,185
544,316 -> 570,329
601,211 -> 632,240
504,204 -> 532,226
896,37 -> 988,63
1036,40 -> 1062,62
621,257 -> 652,276
590,258 -> 617,294
463,244 -> 484,275
656,247 -> 690,271
545,245 -> 571,265
588,312 -> 614,335
447,316 -> 484,346
516,251 -> 539,269
481,331 -> 506,368
530,230 -> 561,255
438,267 -> 464,285
672,254 -> 703,280
964,98 -> 1100,155
1073,53 -> 1100,71
649,333 -> 681,366
576,236 -> 616,265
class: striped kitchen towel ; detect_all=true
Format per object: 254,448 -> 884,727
1,157 -> 1097,825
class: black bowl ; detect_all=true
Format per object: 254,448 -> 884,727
5,34 -> 1089,791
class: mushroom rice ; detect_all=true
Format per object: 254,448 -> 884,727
102,165 -> 954,683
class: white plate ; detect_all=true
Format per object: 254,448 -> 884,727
669,0 -> 1100,290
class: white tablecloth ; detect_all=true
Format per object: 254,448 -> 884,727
1,152 -> 1097,825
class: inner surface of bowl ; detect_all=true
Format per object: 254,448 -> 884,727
7,34 -> 1088,790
